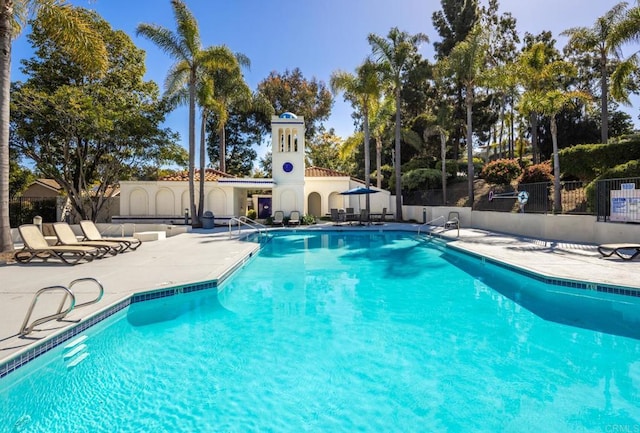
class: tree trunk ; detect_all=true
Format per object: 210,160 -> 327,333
440,131 -> 447,205
0,2 -> 13,253
188,74 -> 199,226
530,112 -> 539,164
466,86 -> 474,206
219,122 -> 226,173
198,111 -> 206,220
375,137 -> 382,189
600,50 -> 608,144
363,106 -> 371,212
551,116 -> 562,213
394,87 -> 403,221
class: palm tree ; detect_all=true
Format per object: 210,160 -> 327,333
137,0 -> 233,227
330,59 -> 382,212
518,45 -> 588,213
368,27 -> 428,221
562,2 -> 629,144
441,26 -> 487,206
0,0 -> 107,253
609,2 -> 640,105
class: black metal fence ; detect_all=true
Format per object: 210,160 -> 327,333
595,177 -> 640,222
9,197 -> 58,228
405,180 -> 589,214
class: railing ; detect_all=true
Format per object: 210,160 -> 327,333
19,278 -> 104,336
9,196 -> 58,228
20,286 -> 76,336
417,215 -> 445,235
228,216 -> 268,240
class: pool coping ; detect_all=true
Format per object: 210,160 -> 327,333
1,228 -> 638,379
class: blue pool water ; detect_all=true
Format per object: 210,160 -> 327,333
1,231 -> 640,432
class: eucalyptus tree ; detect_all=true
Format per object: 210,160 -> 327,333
368,27 -> 428,221
609,2 -> 640,105
330,59 -> 383,211
137,0 -> 233,226
562,2 -> 629,144
439,26 -> 488,206
0,0 -> 106,252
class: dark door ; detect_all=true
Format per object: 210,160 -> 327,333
257,197 -> 272,219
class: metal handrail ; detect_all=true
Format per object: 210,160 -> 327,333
237,215 -> 267,230
20,286 -> 76,336
418,215 -> 445,235
57,278 -> 104,315
228,217 -> 267,239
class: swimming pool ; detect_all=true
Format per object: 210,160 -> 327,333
1,231 -> 639,432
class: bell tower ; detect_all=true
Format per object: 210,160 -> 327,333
271,112 -> 305,215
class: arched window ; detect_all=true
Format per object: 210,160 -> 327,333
279,129 -> 284,152
293,130 -> 298,152
287,128 -> 292,152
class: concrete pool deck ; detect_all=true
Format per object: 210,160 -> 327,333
1,223 -> 638,366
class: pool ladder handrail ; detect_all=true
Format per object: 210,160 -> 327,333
228,216 -> 268,240
19,277 -> 104,336
418,215 -> 445,236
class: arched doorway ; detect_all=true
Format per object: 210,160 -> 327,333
307,192 -> 321,217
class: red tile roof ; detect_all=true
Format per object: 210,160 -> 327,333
159,169 -> 235,181
304,166 -> 350,177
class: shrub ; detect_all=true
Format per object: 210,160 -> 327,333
434,159 -> 459,180
401,168 -> 442,191
246,209 -> 257,220
519,161 -> 553,184
480,159 -> 522,185
559,134 -> 640,181
301,214 -> 316,225
584,159 -> 640,211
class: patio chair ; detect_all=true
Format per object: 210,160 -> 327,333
359,209 -> 370,226
597,244 -> 640,261
444,211 -> 460,230
14,224 -> 99,265
330,208 -> 343,225
272,210 -> 285,226
288,211 -> 301,226
372,208 -> 388,225
79,220 -> 142,252
53,222 -> 122,258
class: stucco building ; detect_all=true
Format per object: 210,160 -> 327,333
117,113 -> 391,223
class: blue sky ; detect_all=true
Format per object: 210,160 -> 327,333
10,0 -> 637,163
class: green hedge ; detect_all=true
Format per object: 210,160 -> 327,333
401,168 -> 442,191
584,160 -> 640,211
559,135 -> 640,181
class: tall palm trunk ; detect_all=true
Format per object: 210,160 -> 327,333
375,137 -> 382,188
600,51 -> 608,144
219,123 -> 226,173
551,116 -> 562,213
394,87 -> 403,221
530,112 -> 539,164
363,106 -> 371,212
0,4 -> 13,252
466,86 -> 474,206
188,71 -> 199,226
198,111 -> 206,220
440,131 -> 447,205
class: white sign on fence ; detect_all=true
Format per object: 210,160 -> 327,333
610,188 -> 640,222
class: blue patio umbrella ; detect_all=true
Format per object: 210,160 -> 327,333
340,186 -> 379,211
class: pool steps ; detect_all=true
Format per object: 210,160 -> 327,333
63,337 -> 89,369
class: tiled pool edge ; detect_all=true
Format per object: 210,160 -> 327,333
0,245 -> 259,379
446,243 -> 640,297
